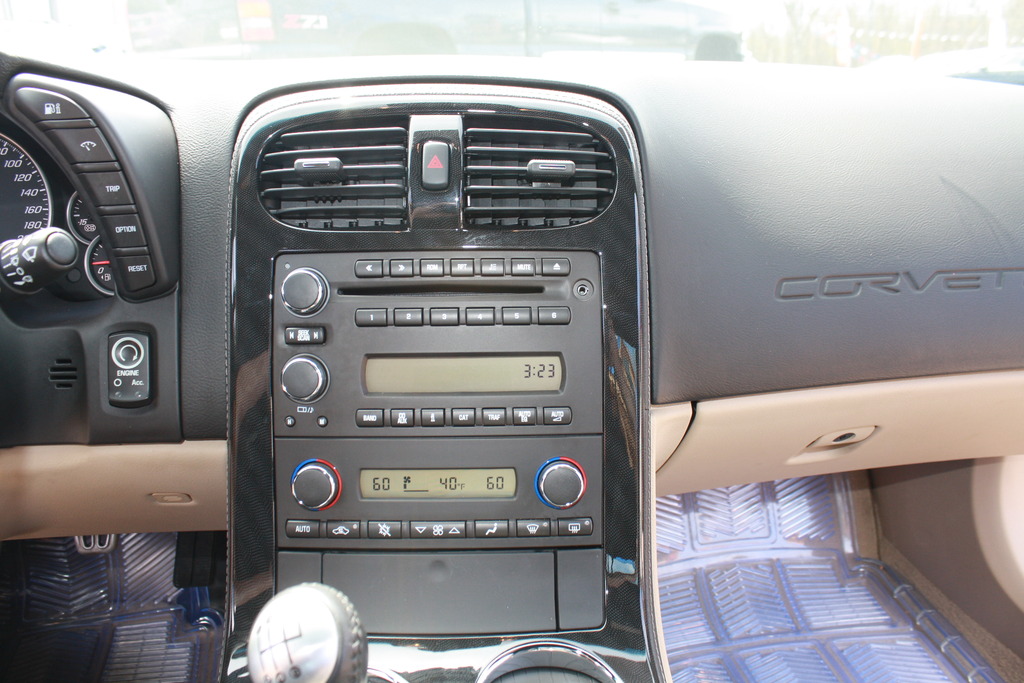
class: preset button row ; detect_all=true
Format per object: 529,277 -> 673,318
355,306 -> 570,327
286,518 -> 593,539
355,257 -> 570,279
356,407 -> 572,428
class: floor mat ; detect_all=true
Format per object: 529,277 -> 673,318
0,533 -> 222,683
657,475 -> 1003,682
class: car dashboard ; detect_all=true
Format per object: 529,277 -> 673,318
1,48 -> 1024,682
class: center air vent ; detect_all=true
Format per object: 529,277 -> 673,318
463,118 -> 615,228
258,121 -> 409,230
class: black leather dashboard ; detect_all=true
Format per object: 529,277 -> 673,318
1,53 -> 1022,423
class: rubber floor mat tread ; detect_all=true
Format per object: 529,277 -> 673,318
0,532 -> 222,683
657,475 -> 1002,683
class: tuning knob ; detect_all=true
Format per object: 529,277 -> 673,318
535,458 -> 587,509
281,267 -> 329,316
292,459 -> 342,511
282,354 -> 329,403
0,227 -> 79,294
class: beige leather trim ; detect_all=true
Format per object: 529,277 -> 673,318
973,455 -> 1024,615
655,370 -> 1024,494
651,402 -> 693,471
0,440 -> 228,540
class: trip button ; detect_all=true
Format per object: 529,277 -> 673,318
368,521 -> 402,539
411,521 -> 465,539
452,408 -> 476,426
116,255 -> 155,291
474,520 -> 509,538
516,519 -> 551,537
286,520 -> 320,539
355,409 -> 384,427
538,307 -> 571,325
80,171 -> 133,206
325,521 -> 360,539
557,518 -> 594,536
354,260 -> 384,278
48,126 -> 116,164
102,214 -> 147,249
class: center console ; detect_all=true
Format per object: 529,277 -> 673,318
226,84 -> 655,681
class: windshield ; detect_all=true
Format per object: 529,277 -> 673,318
3,0 -> 1023,76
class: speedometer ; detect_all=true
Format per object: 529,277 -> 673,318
0,133 -> 51,241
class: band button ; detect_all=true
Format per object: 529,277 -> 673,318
356,409 -> 384,427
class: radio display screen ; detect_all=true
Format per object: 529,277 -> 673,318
360,468 -> 517,499
364,355 -> 563,394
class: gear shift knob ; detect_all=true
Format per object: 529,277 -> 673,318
248,583 -> 367,683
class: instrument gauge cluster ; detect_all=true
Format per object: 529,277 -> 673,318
0,127 -> 113,300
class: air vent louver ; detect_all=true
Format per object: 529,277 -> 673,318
464,118 -> 615,228
259,121 -> 409,230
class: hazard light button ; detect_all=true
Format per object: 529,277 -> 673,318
421,140 -> 450,191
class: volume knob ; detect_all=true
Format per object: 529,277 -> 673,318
281,267 -> 329,316
281,354 -> 329,403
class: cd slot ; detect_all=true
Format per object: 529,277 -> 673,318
338,284 -> 545,297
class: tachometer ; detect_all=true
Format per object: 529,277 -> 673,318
0,133 -> 51,241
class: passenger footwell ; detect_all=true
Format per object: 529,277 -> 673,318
0,532 -> 222,682
656,475 -> 1001,682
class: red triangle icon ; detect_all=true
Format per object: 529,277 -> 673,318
427,154 -> 444,169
